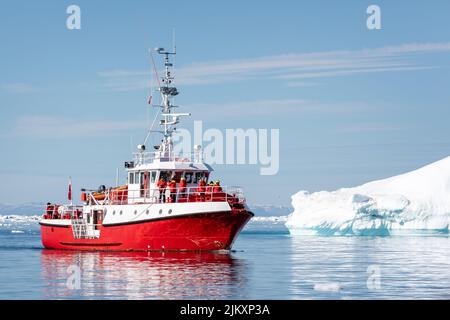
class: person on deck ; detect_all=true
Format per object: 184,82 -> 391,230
206,181 -> 214,200
157,177 -> 167,203
52,205 -> 60,219
179,177 -> 187,198
197,178 -> 206,199
213,180 -> 222,193
168,179 -> 177,203
45,202 -> 52,219
142,172 -> 149,198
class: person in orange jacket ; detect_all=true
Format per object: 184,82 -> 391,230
206,181 -> 214,200
157,177 -> 167,203
45,202 -> 53,219
168,179 -> 177,203
213,180 -> 222,193
179,177 -> 187,198
197,178 -> 206,197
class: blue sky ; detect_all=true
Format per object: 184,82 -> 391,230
1,0 -> 450,206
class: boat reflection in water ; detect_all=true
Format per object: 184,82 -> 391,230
40,249 -> 249,299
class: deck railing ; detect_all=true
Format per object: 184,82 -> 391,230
133,151 -> 204,165
41,186 -> 246,222
42,205 -> 83,220
86,185 -> 245,206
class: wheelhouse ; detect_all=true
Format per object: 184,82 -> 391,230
126,160 -> 212,204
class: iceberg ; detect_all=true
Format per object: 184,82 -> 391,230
286,157 -> 450,235
0,215 -> 40,233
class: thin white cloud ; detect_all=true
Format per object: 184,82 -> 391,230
277,66 -> 435,80
285,82 -> 319,88
1,99 -> 372,140
1,83 -> 40,94
97,42 -> 450,91
337,123 -> 413,133
186,99 -> 371,119
7,116 -> 146,139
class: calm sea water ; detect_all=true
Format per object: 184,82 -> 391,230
1,218 -> 450,299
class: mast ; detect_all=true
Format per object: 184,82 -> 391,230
153,47 -> 190,156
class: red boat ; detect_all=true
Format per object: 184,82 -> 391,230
39,47 -> 253,251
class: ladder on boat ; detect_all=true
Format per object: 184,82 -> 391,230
71,219 -> 100,239
71,219 -> 88,239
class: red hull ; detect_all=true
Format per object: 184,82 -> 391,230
40,210 -> 253,251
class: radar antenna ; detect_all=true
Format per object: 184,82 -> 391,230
151,47 -> 190,155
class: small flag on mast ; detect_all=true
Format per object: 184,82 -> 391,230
148,95 -> 152,105
68,177 -> 72,202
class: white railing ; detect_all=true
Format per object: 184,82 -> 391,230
42,205 -> 83,220
132,151 -> 204,165
85,185 -> 246,206
42,186 -> 245,225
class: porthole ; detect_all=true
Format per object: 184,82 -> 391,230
134,210 -> 137,215
120,210 -> 123,215
159,209 -> 163,214
113,211 -> 116,215
168,209 -> 172,214
146,210 -> 149,215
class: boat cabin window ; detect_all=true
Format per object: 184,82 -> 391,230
159,171 -> 172,181
130,171 -> 156,185
173,171 -> 182,182
194,172 -> 204,183
184,172 -> 193,183
182,171 -> 209,183
129,172 -> 140,184
134,172 -> 140,184
194,171 -> 209,184
140,172 -> 145,186
129,172 -> 135,184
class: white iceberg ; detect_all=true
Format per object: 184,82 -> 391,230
314,282 -> 342,292
286,156 -> 450,235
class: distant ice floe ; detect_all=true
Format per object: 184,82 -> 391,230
286,156 -> 450,236
0,215 -> 40,233
1,214 -> 290,234
1,213 -> 290,234
244,215 -> 289,233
